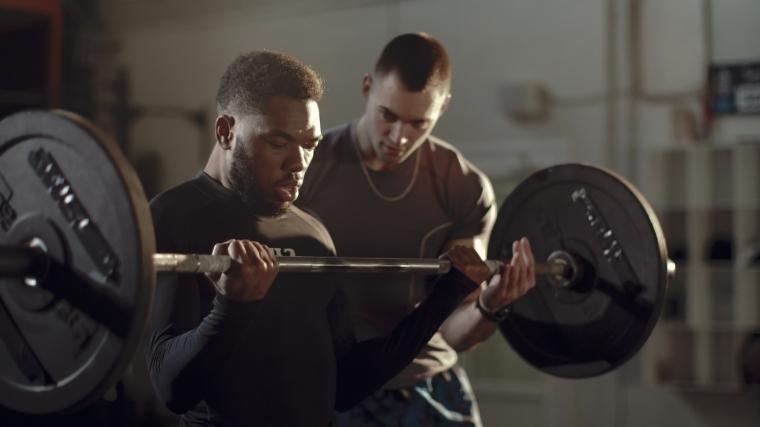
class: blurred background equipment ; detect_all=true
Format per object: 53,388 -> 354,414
740,330 -> 760,386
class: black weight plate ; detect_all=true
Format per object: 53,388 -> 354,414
488,164 -> 668,378
0,110 -> 155,414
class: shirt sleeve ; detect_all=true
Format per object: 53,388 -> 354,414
332,268 -> 478,411
444,154 -> 497,242
142,207 -> 261,414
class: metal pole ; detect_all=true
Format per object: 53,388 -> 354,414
152,253 -> 569,277
1,245 -> 572,280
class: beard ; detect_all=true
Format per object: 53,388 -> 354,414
228,139 -> 287,217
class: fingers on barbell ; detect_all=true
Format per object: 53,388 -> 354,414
512,240 -> 528,295
458,246 -> 479,263
522,237 -> 535,275
249,241 -> 279,274
498,240 -> 527,300
514,238 -> 535,295
229,239 -> 251,264
206,239 -> 236,282
226,240 -> 277,276
521,237 -> 537,292
501,240 -> 521,279
446,246 -> 490,281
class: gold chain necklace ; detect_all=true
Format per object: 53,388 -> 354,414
352,126 -> 421,202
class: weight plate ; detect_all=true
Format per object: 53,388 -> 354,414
0,110 -> 155,414
488,164 -> 669,378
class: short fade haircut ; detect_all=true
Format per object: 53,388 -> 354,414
216,50 -> 324,115
374,32 -> 451,92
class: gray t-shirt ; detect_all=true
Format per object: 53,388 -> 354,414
298,123 -> 496,388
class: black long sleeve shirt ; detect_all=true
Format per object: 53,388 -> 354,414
144,173 -> 477,426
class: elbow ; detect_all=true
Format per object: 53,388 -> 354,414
147,362 -> 199,414
144,342 -> 200,414
152,379 -> 198,414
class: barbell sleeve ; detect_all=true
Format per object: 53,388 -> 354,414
0,245 -> 49,280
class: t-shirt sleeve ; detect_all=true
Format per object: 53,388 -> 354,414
444,154 -> 497,241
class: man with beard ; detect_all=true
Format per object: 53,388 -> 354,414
297,33 -> 536,426
144,51 -> 514,427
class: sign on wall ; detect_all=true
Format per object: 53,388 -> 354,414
709,62 -> 760,115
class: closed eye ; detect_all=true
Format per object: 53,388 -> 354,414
302,136 -> 322,151
411,120 -> 429,130
268,138 -> 289,148
380,108 -> 398,123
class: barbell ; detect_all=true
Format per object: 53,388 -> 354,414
0,110 -> 673,415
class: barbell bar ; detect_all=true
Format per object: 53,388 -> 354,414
0,245 -> 574,282
0,110 -> 674,415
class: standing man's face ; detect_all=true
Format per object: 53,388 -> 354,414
225,96 -> 322,215
361,71 -> 450,169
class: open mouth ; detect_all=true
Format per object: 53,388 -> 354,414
274,179 -> 301,202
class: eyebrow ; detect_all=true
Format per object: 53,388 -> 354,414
379,106 -> 430,124
269,129 -> 322,144
269,129 -> 295,142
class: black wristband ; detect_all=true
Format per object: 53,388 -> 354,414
475,295 -> 511,323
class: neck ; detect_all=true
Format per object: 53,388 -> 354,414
355,117 -> 393,172
203,144 -> 232,189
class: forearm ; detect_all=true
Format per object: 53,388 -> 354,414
334,268 -> 477,411
438,236 -> 500,351
439,295 -> 500,352
145,295 -> 259,413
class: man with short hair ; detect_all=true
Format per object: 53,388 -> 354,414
144,50 -> 512,427
298,33 -> 536,425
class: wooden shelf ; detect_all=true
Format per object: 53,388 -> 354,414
640,143 -> 760,391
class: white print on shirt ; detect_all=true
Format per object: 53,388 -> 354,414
270,247 -> 296,256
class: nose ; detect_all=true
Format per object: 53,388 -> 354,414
388,122 -> 409,146
285,144 -> 307,173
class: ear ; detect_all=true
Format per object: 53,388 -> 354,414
361,74 -> 373,97
439,92 -> 452,115
215,115 -> 235,150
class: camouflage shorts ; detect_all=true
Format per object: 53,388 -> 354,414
333,366 -> 482,427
